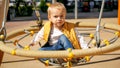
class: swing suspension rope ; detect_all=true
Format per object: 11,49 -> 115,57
95,0 -> 105,47
31,0 -> 43,28
0,0 -> 9,41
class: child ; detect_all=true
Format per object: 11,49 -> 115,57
30,2 -> 88,62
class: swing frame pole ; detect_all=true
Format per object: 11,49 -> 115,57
0,0 -> 9,66
118,0 -> 120,25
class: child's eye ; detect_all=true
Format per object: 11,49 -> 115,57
60,15 -> 63,18
54,16 -> 58,18
53,15 -> 64,18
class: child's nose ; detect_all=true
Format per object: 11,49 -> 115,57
58,17 -> 62,20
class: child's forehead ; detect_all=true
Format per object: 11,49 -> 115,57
50,8 -> 65,13
51,7 -> 64,11
50,8 -> 65,15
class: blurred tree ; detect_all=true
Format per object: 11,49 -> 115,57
15,0 -> 25,16
15,0 -> 33,16
38,0 -> 48,12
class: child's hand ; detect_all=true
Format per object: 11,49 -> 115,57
39,39 -> 46,47
29,43 -> 35,46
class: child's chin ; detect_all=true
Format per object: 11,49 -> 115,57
58,24 -> 63,27
59,23 -> 64,25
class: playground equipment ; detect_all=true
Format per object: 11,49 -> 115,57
118,0 -> 120,25
0,0 -> 120,68
0,0 -> 9,66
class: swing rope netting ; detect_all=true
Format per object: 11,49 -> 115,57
0,0 -> 120,67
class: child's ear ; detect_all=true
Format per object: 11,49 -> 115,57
48,16 -> 51,21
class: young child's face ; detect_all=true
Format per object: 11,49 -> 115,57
48,8 -> 66,28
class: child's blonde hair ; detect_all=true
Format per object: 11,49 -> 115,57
47,2 -> 66,18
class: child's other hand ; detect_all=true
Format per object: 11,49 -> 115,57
29,43 -> 35,46
39,39 -> 46,47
